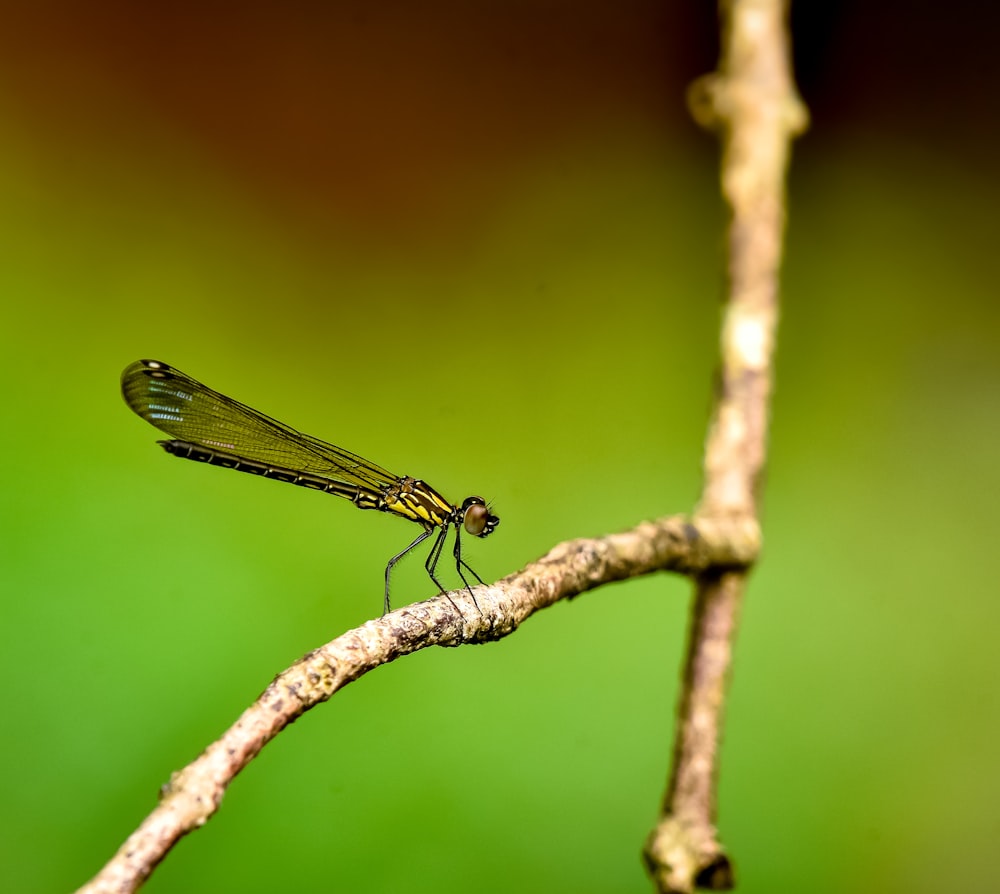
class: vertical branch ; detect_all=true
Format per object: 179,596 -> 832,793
644,1 -> 807,892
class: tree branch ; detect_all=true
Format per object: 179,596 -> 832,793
643,1 -> 807,892
78,3 -> 805,890
77,515 -> 758,894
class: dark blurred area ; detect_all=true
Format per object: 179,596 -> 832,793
3,1 -> 993,244
0,0 -> 1000,220
1,1 -> 697,246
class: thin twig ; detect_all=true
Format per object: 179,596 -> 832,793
77,515 -> 758,894
643,1 -> 807,891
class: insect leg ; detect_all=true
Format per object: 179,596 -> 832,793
424,526 -> 462,614
384,528 -> 432,614
452,529 -> 484,614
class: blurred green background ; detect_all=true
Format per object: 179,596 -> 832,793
2,2 -> 998,892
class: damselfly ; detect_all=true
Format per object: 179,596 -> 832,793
121,359 -> 499,614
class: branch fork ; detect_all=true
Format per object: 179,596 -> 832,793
79,2 -> 803,891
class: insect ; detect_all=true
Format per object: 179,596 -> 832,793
121,359 -> 498,614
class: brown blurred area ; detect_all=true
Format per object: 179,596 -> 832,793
2,1 -> 993,245
0,2 -> 702,240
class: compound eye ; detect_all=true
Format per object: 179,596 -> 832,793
461,496 -> 498,537
463,500 -> 489,536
